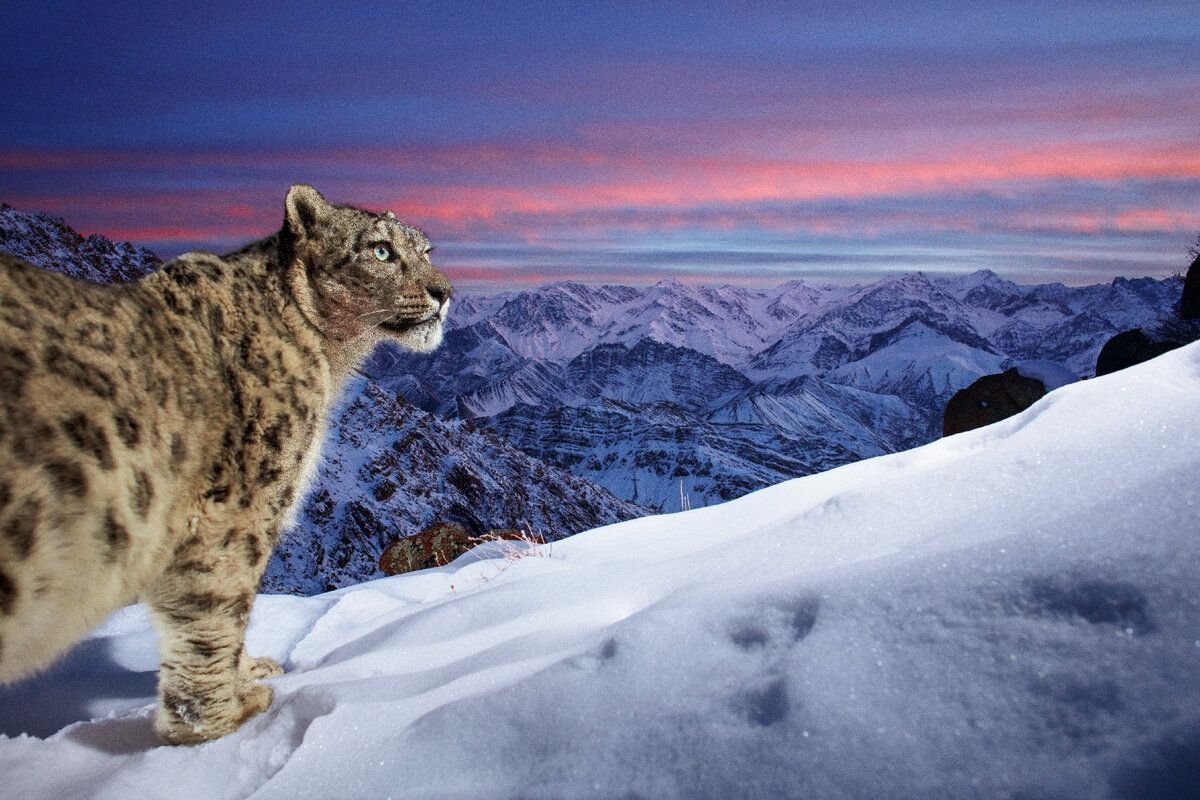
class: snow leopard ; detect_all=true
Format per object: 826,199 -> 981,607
0,185 -> 451,744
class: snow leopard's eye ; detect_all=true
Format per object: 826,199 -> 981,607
372,244 -> 392,262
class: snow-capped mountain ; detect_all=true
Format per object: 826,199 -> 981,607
0,203 -> 160,282
5,342 -> 1198,800
381,270 -> 1182,510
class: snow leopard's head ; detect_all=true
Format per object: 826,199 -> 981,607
282,184 -> 451,352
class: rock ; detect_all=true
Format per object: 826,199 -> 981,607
1094,329 -> 1184,377
1181,254 -> 1200,320
942,368 -> 1046,436
378,523 -> 531,575
379,522 -> 474,575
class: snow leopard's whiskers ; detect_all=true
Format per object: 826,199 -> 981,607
356,308 -> 395,323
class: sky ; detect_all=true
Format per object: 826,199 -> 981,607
1,1 -> 1198,292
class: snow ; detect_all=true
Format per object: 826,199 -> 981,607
828,319 -> 1007,397
1013,359 -> 1080,391
3,343 -> 1200,799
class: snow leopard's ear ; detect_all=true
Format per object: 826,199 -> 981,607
285,184 -> 331,239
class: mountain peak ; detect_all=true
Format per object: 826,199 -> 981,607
652,277 -> 686,291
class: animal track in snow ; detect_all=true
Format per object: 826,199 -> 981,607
724,595 -> 820,728
1015,574 -> 1154,635
727,595 -> 820,653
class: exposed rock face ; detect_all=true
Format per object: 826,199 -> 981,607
942,368 -> 1047,436
379,522 -> 473,574
1181,255 -> 1200,320
1095,329 -> 1185,377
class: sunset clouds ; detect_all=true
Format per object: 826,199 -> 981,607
1,1 -> 1197,289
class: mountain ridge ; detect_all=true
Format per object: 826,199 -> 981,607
382,269 -> 1182,510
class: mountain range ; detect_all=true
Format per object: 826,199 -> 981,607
378,272 -> 1182,510
261,379 -> 645,594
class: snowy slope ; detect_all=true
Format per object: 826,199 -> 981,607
3,343 -> 1198,800
709,374 -> 929,455
488,398 -> 831,510
826,319 -> 1008,411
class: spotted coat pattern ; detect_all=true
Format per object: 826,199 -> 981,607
0,185 -> 451,744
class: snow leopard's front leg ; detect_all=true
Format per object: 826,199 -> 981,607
145,520 -> 278,745
147,587 -> 269,745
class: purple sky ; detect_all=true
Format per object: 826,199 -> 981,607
1,1 -> 1198,291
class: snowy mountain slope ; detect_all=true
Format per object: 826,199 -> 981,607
450,278 -> 855,370
263,380 -> 646,595
487,399 -> 829,510
2,343 -> 1197,800
747,272 -> 1003,383
453,358 -> 569,419
709,374 -> 929,456
826,319 -> 1008,412
458,282 -> 645,362
0,203 -> 160,282
559,338 -> 752,412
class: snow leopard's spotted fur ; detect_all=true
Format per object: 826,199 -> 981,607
0,185 -> 451,743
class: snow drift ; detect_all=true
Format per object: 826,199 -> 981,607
2,343 -> 1199,800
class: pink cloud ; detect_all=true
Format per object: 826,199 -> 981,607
3,132 -> 1197,252
354,139 -> 1200,227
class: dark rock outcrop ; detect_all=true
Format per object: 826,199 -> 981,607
379,522 -> 475,575
1094,329 -> 1185,377
1181,255 -> 1200,320
942,368 -> 1046,436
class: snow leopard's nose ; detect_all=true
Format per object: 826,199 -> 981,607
426,273 -> 452,307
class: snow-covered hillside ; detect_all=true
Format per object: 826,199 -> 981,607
3,343 -> 1197,800
0,203 -> 160,282
384,272 -> 1183,509
263,380 -> 645,595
